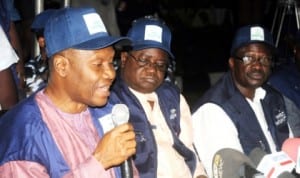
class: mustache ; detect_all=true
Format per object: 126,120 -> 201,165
248,69 -> 269,77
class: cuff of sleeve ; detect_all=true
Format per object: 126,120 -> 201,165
64,156 -> 114,178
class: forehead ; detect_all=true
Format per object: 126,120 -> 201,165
235,43 -> 272,55
132,48 -> 169,59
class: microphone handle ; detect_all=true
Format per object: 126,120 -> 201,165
121,158 -> 133,178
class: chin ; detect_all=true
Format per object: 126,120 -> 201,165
91,99 -> 108,107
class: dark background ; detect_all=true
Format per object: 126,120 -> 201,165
15,0 -> 300,105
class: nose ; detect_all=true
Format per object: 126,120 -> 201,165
144,62 -> 158,72
103,63 -> 116,81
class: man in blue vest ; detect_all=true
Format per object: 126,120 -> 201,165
109,16 -> 207,178
192,25 -> 300,177
0,7 -> 139,178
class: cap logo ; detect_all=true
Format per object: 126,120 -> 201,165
83,13 -> 107,35
144,25 -> 163,43
250,27 -> 265,41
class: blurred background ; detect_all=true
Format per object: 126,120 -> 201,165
14,0 -> 300,105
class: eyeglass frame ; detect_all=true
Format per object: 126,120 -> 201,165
233,54 -> 273,66
126,52 -> 169,72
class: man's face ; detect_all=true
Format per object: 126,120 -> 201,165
230,43 -> 272,91
61,47 -> 116,107
120,48 -> 169,93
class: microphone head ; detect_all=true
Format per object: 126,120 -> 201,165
212,148 -> 256,178
249,147 -> 267,167
282,138 -> 300,162
277,171 -> 296,178
111,104 -> 130,126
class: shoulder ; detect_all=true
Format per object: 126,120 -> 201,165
0,95 -> 44,135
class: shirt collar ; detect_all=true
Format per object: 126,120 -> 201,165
253,87 -> 266,102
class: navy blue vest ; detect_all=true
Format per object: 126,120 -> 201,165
110,77 -> 196,178
192,72 -> 289,155
0,93 -> 122,178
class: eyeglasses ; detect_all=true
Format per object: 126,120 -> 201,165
127,52 -> 169,72
234,55 -> 272,66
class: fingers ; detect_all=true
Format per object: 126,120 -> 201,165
117,134 -> 137,156
93,123 -> 137,169
114,123 -> 134,133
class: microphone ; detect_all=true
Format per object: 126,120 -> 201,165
277,171 -> 297,178
111,104 -> 133,178
282,138 -> 300,174
249,147 -> 296,178
212,148 -> 262,178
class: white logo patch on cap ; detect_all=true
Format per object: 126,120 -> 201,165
83,13 -> 107,35
250,27 -> 265,41
144,25 -> 163,43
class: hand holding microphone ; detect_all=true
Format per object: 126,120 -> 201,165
93,104 -> 136,176
112,104 -> 134,178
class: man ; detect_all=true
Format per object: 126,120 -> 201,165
0,25 -> 19,112
268,30 -> 300,109
192,25 -> 299,177
0,7 -> 138,178
109,16 -> 207,178
24,9 -> 57,97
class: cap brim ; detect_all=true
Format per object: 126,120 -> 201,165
231,41 -> 277,56
132,44 -> 174,59
73,36 -> 132,51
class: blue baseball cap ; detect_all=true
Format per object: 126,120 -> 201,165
230,25 -> 275,56
31,9 -> 57,32
127,16 -> 174,59
45,7 -> 131,57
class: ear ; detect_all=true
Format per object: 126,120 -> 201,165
229,57 -> 235,70
52,55 -> 69,77
38,37 -> 45,48
120,52 -> 128,68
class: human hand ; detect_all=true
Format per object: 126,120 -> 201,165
93,123 -> 136,169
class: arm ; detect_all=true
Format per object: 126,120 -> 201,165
178,95 -> 207,178
0,25 -> 19,109
0,123 -> 138,178
0,157 -> 115,178
0,68 -> 18,109
192,103 -> 243,177
9,21 -> 25,89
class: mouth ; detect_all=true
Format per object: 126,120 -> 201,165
248,72 -> 265,80
142,76 -> 158,83
96,85 -> 111,96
